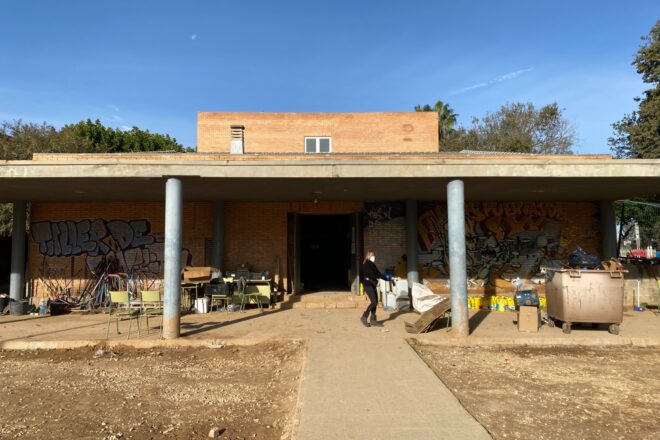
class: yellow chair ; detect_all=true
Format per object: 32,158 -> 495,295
239,277 -> 264,312
140,290 -> 163,336
106,290 -> 140,339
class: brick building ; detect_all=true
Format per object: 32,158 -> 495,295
2,111 -> 659,337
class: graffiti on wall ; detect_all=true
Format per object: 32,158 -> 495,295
32,219 -> 154,257
31,219 -> 191,277
363,201 -> 583,285
364,202 -> 404,228
418,202 -> 569,284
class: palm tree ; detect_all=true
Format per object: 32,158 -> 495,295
414,100 -> 458,145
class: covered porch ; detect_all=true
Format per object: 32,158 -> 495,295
1,154 -> 659,338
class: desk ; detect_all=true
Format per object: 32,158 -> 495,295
181,283 -> 200,310
235,279 -> 272,306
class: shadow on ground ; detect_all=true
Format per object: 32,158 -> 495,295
181,306 -> 289,337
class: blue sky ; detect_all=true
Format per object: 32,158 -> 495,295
1,0 -> 657,153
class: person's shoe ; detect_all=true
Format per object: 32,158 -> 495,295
360,316 -> 371,327
369,316 -> 383,327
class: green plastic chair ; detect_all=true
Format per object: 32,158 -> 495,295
106,290 -> 140,339
239,277 -> 263,312
140,290 -> 163,336
209,283 -> 233,316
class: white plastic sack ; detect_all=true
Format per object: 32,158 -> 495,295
411,282 -> 446,313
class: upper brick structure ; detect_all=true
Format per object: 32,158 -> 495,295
197,112 -> 439,154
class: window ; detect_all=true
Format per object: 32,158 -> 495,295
304,137 -> 332,153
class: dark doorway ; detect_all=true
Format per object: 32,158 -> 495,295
0,237 -> 11,293
300,214 -> 352,292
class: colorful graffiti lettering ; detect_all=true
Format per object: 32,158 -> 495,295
363,201 -> 590,285
417,202 -> 569,282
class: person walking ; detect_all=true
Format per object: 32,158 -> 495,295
360,250 -> 386,327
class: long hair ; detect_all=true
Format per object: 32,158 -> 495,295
363,250 -> 375,264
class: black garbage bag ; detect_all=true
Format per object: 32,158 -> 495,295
567,247 -> 601,269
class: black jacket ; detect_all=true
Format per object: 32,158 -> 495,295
361,260 -> 385,286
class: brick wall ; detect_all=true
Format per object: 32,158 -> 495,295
31,152 -> 611,161
223,201 -> 363,290
197,112 -> 439,154
27,201 -> 363,298
364,201 -> 602,294
26,200 -> 603,299
364,203 -> 407,272
28,202 -> 213,299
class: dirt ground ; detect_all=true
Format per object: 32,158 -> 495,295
0,341 -> 305,440
411,343 -> 660,440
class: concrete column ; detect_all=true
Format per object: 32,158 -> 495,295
447,180 -> 469,337
600,201 -> 617,259
405,200 -> 419,290
211,200 -> 224,269
9,201 -> 26,303
163,178 -> 183,339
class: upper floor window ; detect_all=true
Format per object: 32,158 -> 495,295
305,137 -> 332,153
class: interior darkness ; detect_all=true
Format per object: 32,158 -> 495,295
300,214 -> 352,292
0,237 -> 12,294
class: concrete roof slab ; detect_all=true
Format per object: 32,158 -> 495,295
0,159 -> 658,202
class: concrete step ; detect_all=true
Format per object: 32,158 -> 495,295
274,293 -> 369,309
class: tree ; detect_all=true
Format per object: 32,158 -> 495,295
414,100 -> 458,146
0,119 -> 185,162
445,102 -> 575,154
609,20 -> 660,159
0,119 -> 186,235
0,120 -> 63,160
615,199 -> 660,252
60,119 -> 185,153
0,204 -> 12,237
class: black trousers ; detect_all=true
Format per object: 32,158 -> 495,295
363,283 -> 378,317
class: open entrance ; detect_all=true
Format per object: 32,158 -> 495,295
299,214 -> 352,292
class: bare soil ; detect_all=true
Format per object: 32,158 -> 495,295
0,341 -> 305,440
411,343 -> 659,440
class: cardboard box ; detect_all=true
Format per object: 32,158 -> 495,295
518,306 -> 540,333
182,266 -> 220,284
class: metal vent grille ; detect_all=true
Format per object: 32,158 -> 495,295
230,125 -> 245,154
230,125 -> 245,141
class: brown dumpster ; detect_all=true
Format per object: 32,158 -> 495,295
543,268 -> 625,335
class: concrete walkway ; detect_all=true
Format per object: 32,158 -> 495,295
294,318 -> 491,440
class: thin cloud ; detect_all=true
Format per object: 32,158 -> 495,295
107,104 -> 120,112
191,34 -> 197,40
450,68 -> 534,95
112,114 -> 123,122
